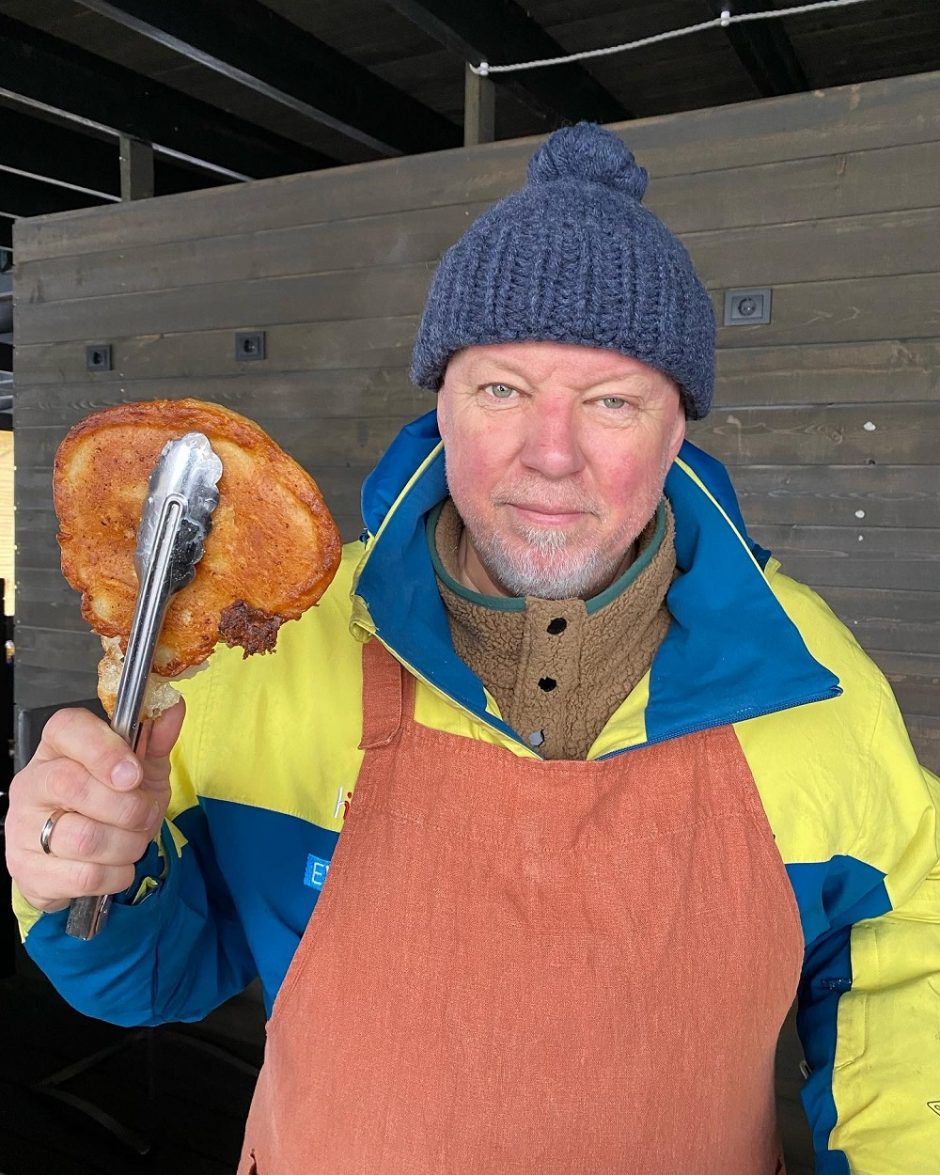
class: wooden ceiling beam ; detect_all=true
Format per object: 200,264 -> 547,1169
710,1 -> 810,96
0,15 -> 333,181
76,0 -> 461,157
386,0 -> 631,125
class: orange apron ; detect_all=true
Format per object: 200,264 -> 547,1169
241,639 -> 802,1174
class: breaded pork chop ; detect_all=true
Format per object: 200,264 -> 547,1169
54,398 -> 342,715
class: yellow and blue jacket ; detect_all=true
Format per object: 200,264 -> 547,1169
17,410 -> 940,1172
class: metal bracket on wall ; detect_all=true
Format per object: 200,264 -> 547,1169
724,287 -> 772,326
85,343 -> 113,371
235,331 -> 266,361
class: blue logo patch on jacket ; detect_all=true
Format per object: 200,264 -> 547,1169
304,854 -> 331,890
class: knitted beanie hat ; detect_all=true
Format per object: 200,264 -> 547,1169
410,122 -> 715,419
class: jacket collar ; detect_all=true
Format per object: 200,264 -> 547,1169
354,410 -> 840,753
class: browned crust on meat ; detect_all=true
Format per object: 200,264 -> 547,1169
219,600 -> 284,657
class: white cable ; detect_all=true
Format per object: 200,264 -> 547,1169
470,0 -> 879,77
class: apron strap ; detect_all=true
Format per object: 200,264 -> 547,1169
358,638 -> 412,749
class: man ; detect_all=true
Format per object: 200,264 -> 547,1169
6,124 -> 940,1173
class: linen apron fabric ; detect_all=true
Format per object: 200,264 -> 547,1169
240,639 -> 802,1174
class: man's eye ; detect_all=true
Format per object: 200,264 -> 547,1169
600,396 -> 626,409
485,383 -> 516,400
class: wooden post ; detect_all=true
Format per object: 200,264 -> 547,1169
119,135 -> 155,201
464,63 -> 495,147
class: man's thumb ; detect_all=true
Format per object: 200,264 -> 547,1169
144,697 -> 186,762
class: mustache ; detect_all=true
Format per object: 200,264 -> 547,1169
492,478 -> 601,516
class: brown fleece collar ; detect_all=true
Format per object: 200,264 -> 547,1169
432,499 -> 677,760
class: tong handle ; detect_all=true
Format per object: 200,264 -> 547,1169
65,498 -> 183,941
112,496 -> 183,747
65,893 -> 114,939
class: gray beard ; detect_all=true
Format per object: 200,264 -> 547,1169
465,521 -> 626,600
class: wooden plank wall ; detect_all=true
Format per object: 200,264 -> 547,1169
12,71 -> 939,770
0,432 -> 14,614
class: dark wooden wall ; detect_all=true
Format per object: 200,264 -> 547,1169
13,70 -> 939,770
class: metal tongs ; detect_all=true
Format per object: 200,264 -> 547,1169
65,432 -> 223,940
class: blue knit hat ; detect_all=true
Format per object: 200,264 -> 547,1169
410,122 -> 715,419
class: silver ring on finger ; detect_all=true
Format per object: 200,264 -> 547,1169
39,808 -> 69,856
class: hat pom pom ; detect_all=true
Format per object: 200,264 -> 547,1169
526,122 -> 649,202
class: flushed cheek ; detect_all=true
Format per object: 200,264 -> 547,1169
450,458 -> 510,512
608,455 -> 667,498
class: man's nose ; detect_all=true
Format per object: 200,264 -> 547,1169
518,406 -> 585,478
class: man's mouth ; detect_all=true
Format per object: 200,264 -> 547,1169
506,503 -> 588,526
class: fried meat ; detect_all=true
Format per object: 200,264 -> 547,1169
54,398 -> 342,715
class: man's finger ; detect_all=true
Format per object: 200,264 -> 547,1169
16,760 -> 162,833
35,708 -> 142,791
144,698 -> 185,762
33,809 -> 156,868
139,698 -> 185,793
15,856 -> 137,908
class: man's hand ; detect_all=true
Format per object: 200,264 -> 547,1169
4,701 -> 185,914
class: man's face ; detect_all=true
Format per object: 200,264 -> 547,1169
437,341 -> 686,600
